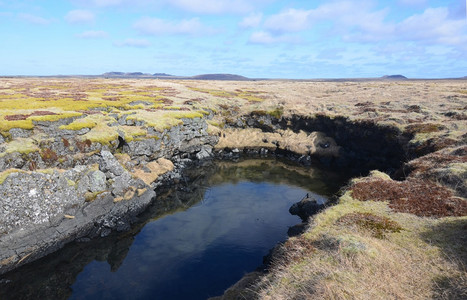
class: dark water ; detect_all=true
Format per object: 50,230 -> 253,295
0,159 -> 347,300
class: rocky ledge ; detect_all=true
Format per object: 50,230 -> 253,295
0,116 -> 218,274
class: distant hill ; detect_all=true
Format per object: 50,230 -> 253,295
190,74 -> 249,80
153,73 -> 173,77
102,72 -> 152,77
103,72 -> 125,76
381,75 -> 408,80
100,72 -> 251,80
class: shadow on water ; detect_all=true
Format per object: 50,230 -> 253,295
0,158 -> 349,300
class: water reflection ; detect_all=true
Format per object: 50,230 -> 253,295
0,158 -> 347,300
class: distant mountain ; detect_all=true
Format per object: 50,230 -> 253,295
100,72 -> 250,80
102,72 -> 152,77
103,72 -> 125,76
381,75 -> 408,80
153,73 -> 173,77
127,72 -> 151,76
190,74 -> 249,80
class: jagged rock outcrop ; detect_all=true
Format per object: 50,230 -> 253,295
0,116 -> 218,275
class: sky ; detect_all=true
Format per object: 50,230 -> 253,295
0,0 -> 466,78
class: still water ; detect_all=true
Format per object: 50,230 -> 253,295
0,159 -> 347,300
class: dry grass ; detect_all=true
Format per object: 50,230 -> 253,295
254,193 -> 467,300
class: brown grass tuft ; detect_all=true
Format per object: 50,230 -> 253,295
337,212 -> 403,238
351,178 -> 467,217
76,139 -> 92,152
40,148 -> 58,163
4,114 -> 30,121
61,137 -> 70,147
405,123 -> 444,134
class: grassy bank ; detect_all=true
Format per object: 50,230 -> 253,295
254,171 -> 466,299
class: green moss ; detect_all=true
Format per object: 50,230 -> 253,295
267,107 -> 284,119
84,191 -> 104,202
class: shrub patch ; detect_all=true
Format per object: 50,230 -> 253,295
351,178 -> 467,217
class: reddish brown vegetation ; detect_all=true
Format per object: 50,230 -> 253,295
414,138 -> 458,156
405,123 -> 444,134
4,114 -> 30,121
4,111 -> 57,121
337,212 -> 403,238
76,139 -> 92,152
159,98 -> 174,105
351,178 -> 467,217
40,148 -> 58,163
28,160 -> 37,171
409,147 -> 467,175
278,236 -> 316,264
62,138 -> 70,147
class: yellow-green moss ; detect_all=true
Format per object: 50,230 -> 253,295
80,123 -> 119,145
126,110 -> 203,132
59,114 -> 109,131
119,126 -> 147,142
84,191 -> 104,202
0,138 -> 39,157
0,169 -> 25,184
30,112 -> 82,122
37,168 -> 55,175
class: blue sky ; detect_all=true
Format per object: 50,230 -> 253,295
0,0 -> 466,78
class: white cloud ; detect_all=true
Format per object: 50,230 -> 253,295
114,38 -> 151,48
65,9 -> 95,24
254,1 -> 466,48
395,7 -> 467,45
264,8 -> 312,33
169,0 -> 253,14
91,0 -> 123,6
72,0 -> 123,7
239,13 -> 263,28
248,31 -> 301,44
134,17 -> 217,36
18,13 -> 51,25
76,30 -> 108,39
73,0 -> 270,14
397,0 -> 427,6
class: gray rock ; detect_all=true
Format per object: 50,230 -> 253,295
289,196 -> 325,221
76,174 -> 90,194
100,150 -> 125,177
196,146 -> 212,160
88,170 -> 107,193
111,172 -> 132,197
9,128 -> 32,138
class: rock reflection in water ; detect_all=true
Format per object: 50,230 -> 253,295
0,158 -> 347,300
